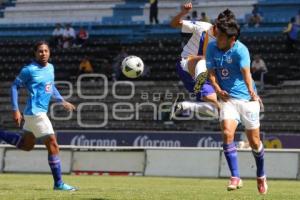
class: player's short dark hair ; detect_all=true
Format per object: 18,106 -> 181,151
216,11 -> 240,40
33,40 -> 49,52
216,9 -> 236,21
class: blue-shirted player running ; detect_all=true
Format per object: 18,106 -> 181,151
0,41 -> 76,191
206,16 -> 267,194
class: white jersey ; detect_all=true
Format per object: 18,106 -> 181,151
181,20 -> 215,58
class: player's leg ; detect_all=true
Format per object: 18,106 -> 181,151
220,100 -> 242,191
43,135 -> 74,191
221,120 -> 242,191
149,6 -> 154,24
246,128 -> 267,195
182,56 -> 209,94
170,58 -> 219,119
0,130 -> 35,151
18,131 -> 35,151
242,100 -> 267,195
177,80 -> 219,118
171,59 -> 217,119
0,130 -> 23,147
0,115 -> 36,151
246,128 -> 264,177
186,56 -> 202,78
200,81 -> 220,110
31,113 -> 76,191
193,59 -> 208,93
188,81 -> 219,118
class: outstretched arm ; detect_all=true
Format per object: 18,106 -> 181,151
170,2 -> 192,28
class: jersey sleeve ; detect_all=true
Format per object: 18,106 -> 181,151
205,42 -> 216,70
238,46 -> 251,69
52,85 -> 64,102
181,20 -> 196,33
16,67 -> 30,86
11,67 -> 30,111
181,20 -> 212,34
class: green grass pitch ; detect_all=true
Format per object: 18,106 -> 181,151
0,174 -> 299,200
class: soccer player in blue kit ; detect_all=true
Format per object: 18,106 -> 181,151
206,15 -> 267,194
0,41 -> 76,191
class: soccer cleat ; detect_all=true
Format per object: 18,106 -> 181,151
227,177 -> 243,191
257,176 -> 268,195
54,183 -> 77,191
193,71 -> 208,94
169,96 -> 184,120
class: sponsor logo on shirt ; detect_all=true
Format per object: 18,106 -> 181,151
226,57 -> 232,64
45,83 -> 52,93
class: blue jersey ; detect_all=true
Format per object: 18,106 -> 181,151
11,61 -> 63,115
206,40 -> 256,100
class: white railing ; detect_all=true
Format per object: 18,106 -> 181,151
0,144 -> 299,179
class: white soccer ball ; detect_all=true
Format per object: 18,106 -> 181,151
121,55 -> 144,79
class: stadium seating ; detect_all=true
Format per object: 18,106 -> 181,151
0,0 -> 255,24
0,0 -> 296,38
0,33 -> 299,133
258,0 -> 300,23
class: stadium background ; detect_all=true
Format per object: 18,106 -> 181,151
0,0 -> 299,199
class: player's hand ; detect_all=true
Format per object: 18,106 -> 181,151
13,110 -> 22,127
258,96 -> 264,111
249,90 -> 259,101
182,2 -> 192,14
62,101 -> 76,112
217,90 -> 230,102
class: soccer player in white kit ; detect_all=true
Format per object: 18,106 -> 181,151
170,3 -> 235,118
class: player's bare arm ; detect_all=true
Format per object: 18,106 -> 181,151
241,67 -> 258,101
170,2 -> 192,28
208,69 -> 229,101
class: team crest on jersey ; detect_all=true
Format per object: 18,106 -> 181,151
45,83 -> 52,93
221,68 -> 229,77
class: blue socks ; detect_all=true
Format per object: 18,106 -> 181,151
252,142 -> 265,177
224,141 -> 265,178
0,130 -> 22,147
223,142 -> 240,178
48,155 -> 63,187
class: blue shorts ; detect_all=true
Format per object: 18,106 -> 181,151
176,59 -> 215,101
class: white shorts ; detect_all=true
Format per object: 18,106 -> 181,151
180,57 -> 207,74
219,98 -> 260,130
23,113 -> 55,138
180,57 -> 190,72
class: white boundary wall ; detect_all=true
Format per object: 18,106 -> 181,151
0,145 -> 299,179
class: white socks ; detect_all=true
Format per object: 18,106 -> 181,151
180,101 -> 218,118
